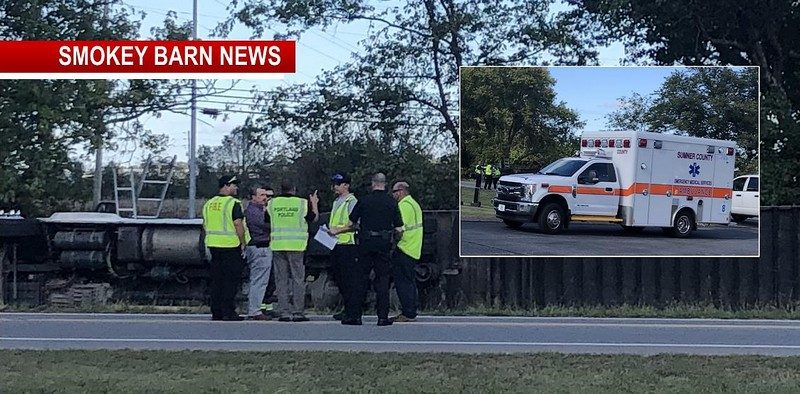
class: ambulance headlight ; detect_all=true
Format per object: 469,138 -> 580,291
523,184 -> 537,201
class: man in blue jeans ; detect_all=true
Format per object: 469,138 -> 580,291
244,184 -> 273,321
390,181 -> 423,322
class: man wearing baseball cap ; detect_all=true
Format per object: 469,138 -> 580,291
202,175 -> 250,321
328,173 -> 358,320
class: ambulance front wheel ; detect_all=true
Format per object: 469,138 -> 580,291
538,203 -> 566,234
670,210 -> 695,238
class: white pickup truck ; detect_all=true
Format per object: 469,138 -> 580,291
492,130 -> 736,237
731,174 -> 759,222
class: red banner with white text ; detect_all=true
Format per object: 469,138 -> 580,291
0,40 -> 295,79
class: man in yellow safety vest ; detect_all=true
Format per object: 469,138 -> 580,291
328,173 -> 358,321
390,181 -> 423,322
492,165 -> 501,189
483,163 -> 494,189
329,173 -> 403,326
202,175 -> 250,321
266,180 -> 319,322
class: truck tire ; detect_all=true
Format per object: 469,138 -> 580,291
503,220 -> 524,229
538,203 -> 566,234
731,214 -> 748,223
670,210 -> 695,238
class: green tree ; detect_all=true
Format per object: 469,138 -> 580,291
573,0 -> 799,203
195,129 -> 457,210
218,0 -> 599,146
461,67 -> 583,171
286,138 -> 458,211
0,0 -> 220,215
605,92 -> 651,133
607,68 -> 758,174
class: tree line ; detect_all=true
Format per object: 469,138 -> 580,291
1,0 -> 796,216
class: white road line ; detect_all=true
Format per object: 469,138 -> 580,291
2,337 -> 800,350
3,318 -> 800,330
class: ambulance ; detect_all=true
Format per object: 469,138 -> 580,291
492,130 -> 736,237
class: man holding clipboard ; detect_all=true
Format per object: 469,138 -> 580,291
325,173 -> 358,320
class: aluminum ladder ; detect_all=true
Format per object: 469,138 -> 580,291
112,162 -> 138,218
112,155 -> 177,218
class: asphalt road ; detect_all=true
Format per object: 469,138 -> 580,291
2,313 -> 799,355
460,219 -> 759,257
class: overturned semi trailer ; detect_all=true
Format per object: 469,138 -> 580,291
0,210 -> 460,308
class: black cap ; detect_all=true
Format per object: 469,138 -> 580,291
331,173 -> 351,185
218,175 -> 239,188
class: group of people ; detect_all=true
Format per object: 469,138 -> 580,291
474,163 -> 501,189
202,172 -> 424,327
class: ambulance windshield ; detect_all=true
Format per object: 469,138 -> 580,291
537,158 -> 588,177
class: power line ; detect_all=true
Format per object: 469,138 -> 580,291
195,98 -> 440,115
194,87 -> 445,103
211,0 -> 230,9
121,2 -> 214,32
192,93 -> 438,112
307,28 -> 361,53
194,106 -> 441,127
121,1 -> 224,20
296,41 -> 343,64
195,100 -> 438,117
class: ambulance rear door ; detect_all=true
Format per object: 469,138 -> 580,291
632,142 -> 654,225
710,147 -> 735,223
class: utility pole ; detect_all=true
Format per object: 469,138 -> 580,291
187,0 -> 198,218
92,1 -> 111,210
241,126 -> 249,178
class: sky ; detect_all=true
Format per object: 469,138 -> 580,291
549,67 -> 680,135
99,0 -> 630,167
548,66 -> 757,136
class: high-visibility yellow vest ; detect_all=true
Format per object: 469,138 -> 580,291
397,195 -> 423,260
483,164 -> 493,175
492,167 -> 501,177
329,194 -> 357,245
203,195 -> 251,248
474,164 -> 482,174
267,196 -> 309,252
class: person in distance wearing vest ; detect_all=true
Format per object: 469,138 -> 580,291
390,181 -> 423,323
492,165 -> 501,189
266,180 -> 319,322
203,175 -> 250,321
329,173 -> 358,321
483,163 -> 494,189
473,163 -> 483,186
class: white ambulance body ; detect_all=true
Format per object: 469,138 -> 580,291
492,130 -> 736,237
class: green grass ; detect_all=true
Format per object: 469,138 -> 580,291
7,302 -> 800,320
0,302 -> 209,314
445,303 -> 800,320
460,183 -> 498,221
2,350 -> 800,392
